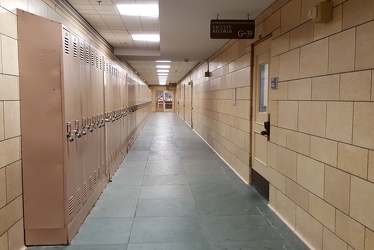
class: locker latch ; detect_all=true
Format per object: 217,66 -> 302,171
82,118 -> 87,136
96,115 -> 100,128
89,117 -> 94,132
105,112 -> 110,123
66,122 -> 74,142
74,120 -> 82,138
100,114 -> 105,127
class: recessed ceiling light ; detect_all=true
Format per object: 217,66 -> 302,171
158,73 -> 168,76
157,70 -> 169,73
159,82 -> 167,85
117,4 -> 159,17
156,65 -> 170,69
132,34 -> 160,42
156,60 -> 171,63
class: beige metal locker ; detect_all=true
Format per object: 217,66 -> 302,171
18,10 -> 106,245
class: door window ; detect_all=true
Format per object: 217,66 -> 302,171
259,64 -> 269,113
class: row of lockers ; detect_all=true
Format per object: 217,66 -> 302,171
18,10 -> 151,245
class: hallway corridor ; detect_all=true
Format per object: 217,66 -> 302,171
28,113 -> 307,250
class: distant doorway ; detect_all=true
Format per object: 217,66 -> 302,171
157,91 -> 174,112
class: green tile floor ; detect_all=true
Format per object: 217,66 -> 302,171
28,113 -> 309,250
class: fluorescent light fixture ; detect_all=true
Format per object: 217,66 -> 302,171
158,73 -> 168,76
156,65 -> 170,69
157,69 -> 169,73
159,82 -> 167,85
156,60 -> 171,63
117,4 -> 159,17
132,34 -> 160,42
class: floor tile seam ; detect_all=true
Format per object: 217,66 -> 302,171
126,119 -> 153,246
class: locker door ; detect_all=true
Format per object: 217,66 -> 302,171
71,34 -> 83,215
62,28 -> 78,223
83,42 -> 92,203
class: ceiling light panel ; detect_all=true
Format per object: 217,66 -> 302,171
132,34 -> 160,42
117,4 -> 159,17
156,65 -> 170,69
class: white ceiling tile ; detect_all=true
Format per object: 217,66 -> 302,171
71,4 -> 95,10
121,16 -> 141,23
112,0 -> 137,4
93,5 -> 117,11
124,23 -> 143,31
82,14 -> 103,20
78,9 -> 98,14
68,0 -> 91,4
97,10 -> 118,15
111,30 -> 129,35
100,15 -> 122,21
89,0 -> 113,5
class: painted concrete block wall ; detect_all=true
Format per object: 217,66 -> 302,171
179,40 -> 252,183
258,0 -> 374,249
178,0 -> 374,249
0,1 -> 26,249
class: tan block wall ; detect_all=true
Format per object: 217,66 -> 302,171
260,0 -> 374,249
177,0 -> 374,249
0,0 -> 148,249
178,40 -> 252,183
0,1 -> 24,249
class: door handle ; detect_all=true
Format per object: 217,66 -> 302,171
261,121 -> 270,141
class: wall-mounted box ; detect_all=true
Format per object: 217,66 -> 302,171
308,1 -> 333,23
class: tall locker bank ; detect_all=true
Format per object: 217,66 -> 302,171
18,10 -> 107,245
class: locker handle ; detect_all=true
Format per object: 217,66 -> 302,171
105,112 -> 110,123
82,118 -> 87,136
88,117 -> 94,132
74,120 -> 81,138
96,115 -> 100,128
66,122 -> 74,142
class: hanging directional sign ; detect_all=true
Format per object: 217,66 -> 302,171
210,19 -> 255,39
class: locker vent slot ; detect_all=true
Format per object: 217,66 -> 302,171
93,171 -> 97,184
68,196 -> 74,215
80,45 -> 84,61
73,41 -> 78,58
91,52 -> 94,67
96,54 -> 99,69
100,56 -> 102,70
83,182 -> 88,197
101,164 -> 105,178
89,176 -> 93,190
97,166 -> 101,180
64,36 -> 69,55
86,47 -> 89,64
76,188 -> 82,206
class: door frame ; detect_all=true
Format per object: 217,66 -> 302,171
156,90 -> 174,112
163,90 -> 174,112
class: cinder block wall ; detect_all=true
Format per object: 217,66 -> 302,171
179,0 -> 374,249
179,39 -> 252,183
0,1 -> 25,249
262,0 -> 374,249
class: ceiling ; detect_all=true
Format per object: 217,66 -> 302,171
67,0 -> 275,85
